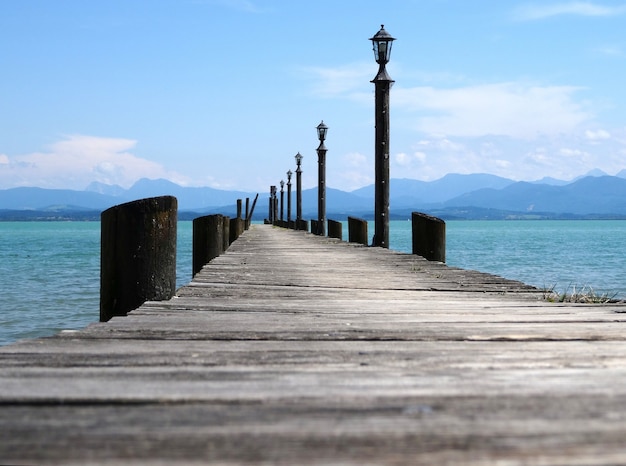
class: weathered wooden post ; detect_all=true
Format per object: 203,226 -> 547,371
222,216 -> 230,252
296,219 -> 309,232
328,219 -> 342,240
348,216 -> 368,246
247,194 -> 259,229
192,214 -> 224,277
412,212 -> 446,262
237,199 -> 242,220
310,219 -> 319,235
229,205 -> 245,245
245,197 -> 250,228
100,196 -> 177,322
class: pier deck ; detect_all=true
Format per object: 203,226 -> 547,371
2,224 -> 626,464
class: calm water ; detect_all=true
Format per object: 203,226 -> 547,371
1,220 -> 625,346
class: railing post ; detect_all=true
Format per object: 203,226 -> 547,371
192,214 -> 224,277
348,216 -> 368,246
100,196 -> 177,322
328,219 -> 342,240
412,212 -> 446,262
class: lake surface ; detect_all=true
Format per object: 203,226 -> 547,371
1,220 -> 625,346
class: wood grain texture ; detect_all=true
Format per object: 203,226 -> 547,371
2,224 -> 626,465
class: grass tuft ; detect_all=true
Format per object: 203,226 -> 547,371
542,283 -> 621,304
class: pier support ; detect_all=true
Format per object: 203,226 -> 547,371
412,212 -> 446,262
100,196 -> 177,322
192,214 -> 224,277
348,216 -> 368,246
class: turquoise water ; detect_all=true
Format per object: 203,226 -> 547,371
1,220 -> 625,346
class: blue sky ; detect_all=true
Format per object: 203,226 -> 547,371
2,0 -> 626,192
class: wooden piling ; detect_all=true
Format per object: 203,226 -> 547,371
328,219 -> 342,240
222,216 -> 230,252
100,196 -> 177,322
348,216 -> 368,246
296,219 -> 309,232
412,211 -> 446,262
192,214 -> 224,277
229,217 -> 245,244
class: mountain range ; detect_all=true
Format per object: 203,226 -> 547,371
2,170 -> 626,220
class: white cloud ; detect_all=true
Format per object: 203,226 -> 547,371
198,0 -> 263,13
329,151 -> 373,191
300,63 -> 372,100
395,151 -> 426,167
514,2 -> 626,20
394,83 -> 591,139
594,44 -> 626,57
585,129 -> 611,140
0,154 -> 9,165
0,135 -> 188,190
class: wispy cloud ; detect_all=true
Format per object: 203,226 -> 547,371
394,83 -> 591,139
514,2 -> 626,20
0,135 -> 188,190
299,63 -> 372,100
196,0 -> 263,13
593,44 -> 626,57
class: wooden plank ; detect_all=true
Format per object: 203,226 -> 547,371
1,224 -> 626,465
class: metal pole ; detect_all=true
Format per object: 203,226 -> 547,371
280,181 -> 284,222
295,153 -> 303,227
287,170 -> 292,226
317,144 -> 327,236
370,25 -> 395,249
372,77 -> 393,247
268,186 -> 272,223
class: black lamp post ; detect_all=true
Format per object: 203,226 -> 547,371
286,170 -> 293,227
269,185 -> 275,223
295,152 -> 303,228
370,24 -> 395,248
280,179 -> 285,223
316,120 -> 328,236
272,185 -> 278,224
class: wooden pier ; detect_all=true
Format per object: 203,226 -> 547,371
2,224 -> 626,464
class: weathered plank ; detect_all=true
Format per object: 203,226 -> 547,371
1,224 -> 626,465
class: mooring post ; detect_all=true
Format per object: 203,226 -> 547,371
100,196 -> 177,322
296,219 -> 309,232
245,198 -> 250,229
237,199 -> 242,220
412,212 -> 446,262
328,219 -> 342,240
229,217 -> 245,244
348,216 -> 368,246
222,216 -> 231,251
192,214 -> 224,277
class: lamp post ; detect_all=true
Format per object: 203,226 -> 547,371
286,170 -> 293,227
272,185 -> 278,224
268,185 -> 275,223
316,120 -> 328,236
370,24 -> 395,248
280,179 -> 285,223
295,152 -> 303,228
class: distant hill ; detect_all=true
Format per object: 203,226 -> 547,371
351,173 -> 514,205
445,176 -> 626,215
2,173 -> 626,220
